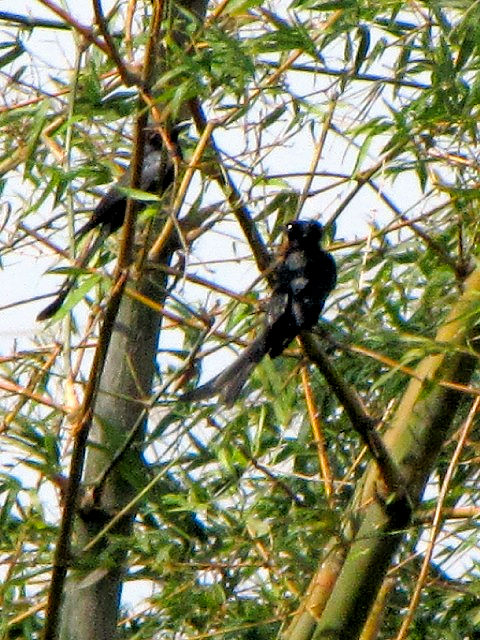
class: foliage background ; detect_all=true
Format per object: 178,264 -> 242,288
1,1 -> 480,639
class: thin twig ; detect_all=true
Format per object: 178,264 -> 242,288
188,98 -> 271,274
266,60 -> 430,91
301,334 -> 410,506
92,0 -> 139,86
301,364 -> 334,506
0,10 -> 70,29
295,97 -> 337,220
37,0 -> 111,56
148,120 -> 216,261
367,178 -> 462,276
394,395 -> 480,640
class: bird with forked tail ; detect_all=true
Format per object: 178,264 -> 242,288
37,125 -> 186,321
180,220 -> 337,406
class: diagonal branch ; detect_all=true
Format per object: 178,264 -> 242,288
301,334 -> 409,508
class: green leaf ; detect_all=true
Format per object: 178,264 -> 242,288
226,0 -> 264,13
0,40 -> 25,68
353,25 -> 370,75
46,274 -> 103,319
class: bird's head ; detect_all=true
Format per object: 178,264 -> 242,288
285,220 -> 324,247
144,121 -> 191,150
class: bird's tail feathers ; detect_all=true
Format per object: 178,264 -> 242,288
180,330 -> 268,406
36,279 -> 74,321
36,231 -> 107,321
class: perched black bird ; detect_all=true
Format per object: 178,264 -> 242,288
181,220 -> 337,405
37,126 -> 184,321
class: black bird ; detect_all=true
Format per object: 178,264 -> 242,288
181,220 -> 337,405
37,126 -> 184,321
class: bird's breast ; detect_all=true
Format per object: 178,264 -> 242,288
290,276 -> 308,296
284,250 -> 307,272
